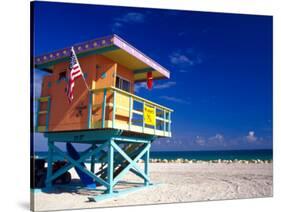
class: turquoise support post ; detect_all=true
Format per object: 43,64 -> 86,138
88,91 -> 93,129
107,139 -> 114,194
144,142 -> 151,186
91,145 -> 95,173
46,140 -> 54,188
101,88 -> 107,128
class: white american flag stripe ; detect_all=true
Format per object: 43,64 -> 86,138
66,47 -> 84,102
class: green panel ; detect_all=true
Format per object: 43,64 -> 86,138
133,67 -> 154,74
44,129 -> 122,143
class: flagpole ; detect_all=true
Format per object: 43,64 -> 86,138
71,46 -> 91,92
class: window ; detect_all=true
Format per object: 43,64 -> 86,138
59,71 -> 66,81
115,76 -> 131,92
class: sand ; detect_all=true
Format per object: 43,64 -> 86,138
32,162 -> 273,211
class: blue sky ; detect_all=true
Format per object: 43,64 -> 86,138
33,1 -> 273,151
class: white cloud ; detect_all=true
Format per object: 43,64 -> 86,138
246,131 -> 257,143
209,133 -> 224,141
160,96 -> 190,104
113,12 -> 145,32
195,136 -> 205,146
113,22 -> 122,28
208,133 -> 225,146
134,82 -> 147,93
169,49 -> 202,71
134,81 -> 176,93
154,81 -> 176,89
116,12 -> 145,23
179,69 -> 189,73
170,52 -> 194,65
166,139 -> 171,144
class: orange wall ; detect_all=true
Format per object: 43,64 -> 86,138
39,54 -> 135,132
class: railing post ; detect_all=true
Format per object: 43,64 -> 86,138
142,102 -> 145,133
107,139 -> 114,194
46,140 -> 54,188
154,106 -> 156,135
112,90 -> 116,128
163,110 -> 166,135
87,91 -> 93,129
129,96 -> 133,130
168,112 -> 171,132
101,88 -> 107,128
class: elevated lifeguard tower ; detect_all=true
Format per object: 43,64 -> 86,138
34,35 -> 173,201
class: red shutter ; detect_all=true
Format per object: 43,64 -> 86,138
147,71 -> 153,89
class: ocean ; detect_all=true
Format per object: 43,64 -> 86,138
34,149 -> 273,162
150,149 -> 272,161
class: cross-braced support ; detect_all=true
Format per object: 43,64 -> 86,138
45,141 -> 109,189
44,130 -> 155,202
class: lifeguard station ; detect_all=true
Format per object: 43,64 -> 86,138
34,35 -> 173,201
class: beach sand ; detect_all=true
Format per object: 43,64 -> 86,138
32,162 -> 273,211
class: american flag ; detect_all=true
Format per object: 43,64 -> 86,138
67,47 -> 83,102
